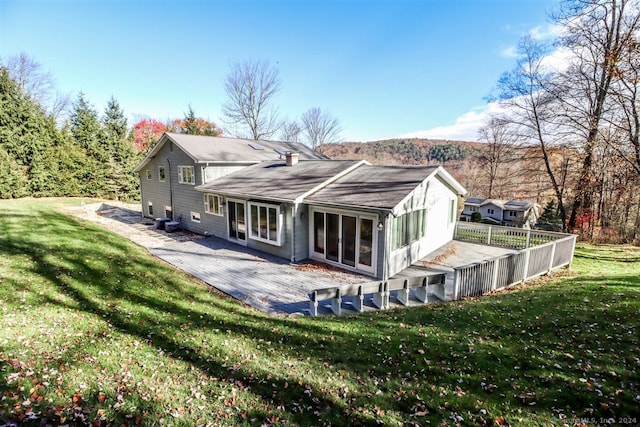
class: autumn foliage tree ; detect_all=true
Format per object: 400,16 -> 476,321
170,105 -> 222,136
132,118 -> 168,152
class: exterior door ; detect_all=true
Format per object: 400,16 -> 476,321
311,209 -> 376,274
341,215 -> 356,267
228,200 -> 246,242
326,213 -> 340,262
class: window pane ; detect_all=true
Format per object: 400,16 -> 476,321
251,205 -> 259,237
259,206 -> 267,239
237,203 -> 245,239
342,215 -> 356,267
313,212 -> 325,253
268,208 -> 277,241
326,213 -> 339,262
359,218 -> 373,267
411,209 -> 425,241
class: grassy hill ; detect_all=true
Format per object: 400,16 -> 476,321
1,198 -> 638,426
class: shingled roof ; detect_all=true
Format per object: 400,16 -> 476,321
197,161 -> 466,212
306,164 -> 464,211
134,132 -> 325,172
195,160 -> 364,202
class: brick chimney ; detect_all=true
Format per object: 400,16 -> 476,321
285,152 -> 299,166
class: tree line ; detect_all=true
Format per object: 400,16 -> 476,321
475,0 -> 640,244
0,55 -> 344,202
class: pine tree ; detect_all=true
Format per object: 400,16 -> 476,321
0,145 -> 29,198
101,97 -> 139,201
0,67 -> 58,196
69,93 -> 108,196
182,105 -> 199,135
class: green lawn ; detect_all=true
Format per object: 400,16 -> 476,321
1,198 -> 638,426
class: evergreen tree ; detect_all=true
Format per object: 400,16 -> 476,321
0,67 -> 58,196
31,130 -> 91,197
182,105 -> 199,135
0,145 -> 29,198
69,93 -> 107,196
103,96 -> 128,142
539,199 -> 560,224
101,97 -> 139,201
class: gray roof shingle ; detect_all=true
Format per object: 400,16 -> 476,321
306,164 -> 441,210
196,160 -> 362,202
135,133 -> 325,171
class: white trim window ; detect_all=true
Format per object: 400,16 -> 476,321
158,166 -> 166,182
191,211 -> 201,223
248,202 -> 281,245
148,201 -> 153,216
393,209 -> 427,251
204,194 -> 223,216
178,165 -> 195,184
146,170 -> 152,180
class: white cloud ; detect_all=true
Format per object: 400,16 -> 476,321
397,102 -> 506,142
499,46 -> 518,58
528,23 -> 563,40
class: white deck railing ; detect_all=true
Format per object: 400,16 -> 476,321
452,223 -> 577,299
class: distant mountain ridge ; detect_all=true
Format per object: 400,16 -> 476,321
323,138 -> 482,166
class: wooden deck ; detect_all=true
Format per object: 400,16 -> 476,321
150,237 -> 515,316
150,237 -> 372,316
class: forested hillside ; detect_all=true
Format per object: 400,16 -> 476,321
325,136 -> 639,245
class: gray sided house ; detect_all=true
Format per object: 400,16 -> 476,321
195,157 -> 466,280
135,133 -> 467,280
134,132 -> 325,235
460,197 -> 540,228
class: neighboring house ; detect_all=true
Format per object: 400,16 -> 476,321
460,197 -> 540,228
136,133 -> 467,280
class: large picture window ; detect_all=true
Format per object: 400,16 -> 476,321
204,194 -> 223,216
248,202 -> 281,245
178,165 -> 194,184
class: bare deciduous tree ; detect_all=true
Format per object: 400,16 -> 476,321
301,107 -> 342,153
279,119 -> 303,142
1,52 -> 72,122
553,0 -> 640,233
476,117 -> 518,198
493,36 -> 570,231
222,60 -> 281,140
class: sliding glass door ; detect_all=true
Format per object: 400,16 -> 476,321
311,209 -> 376,274
227,200 -> 246,243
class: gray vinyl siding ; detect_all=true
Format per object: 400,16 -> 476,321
245,201 -> 291,260
139,140 -> 231,235
294,204 -> 310,262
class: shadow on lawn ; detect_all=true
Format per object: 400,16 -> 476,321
2,205 -> 639,425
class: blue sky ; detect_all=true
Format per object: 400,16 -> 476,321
1,0 -> 559,142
